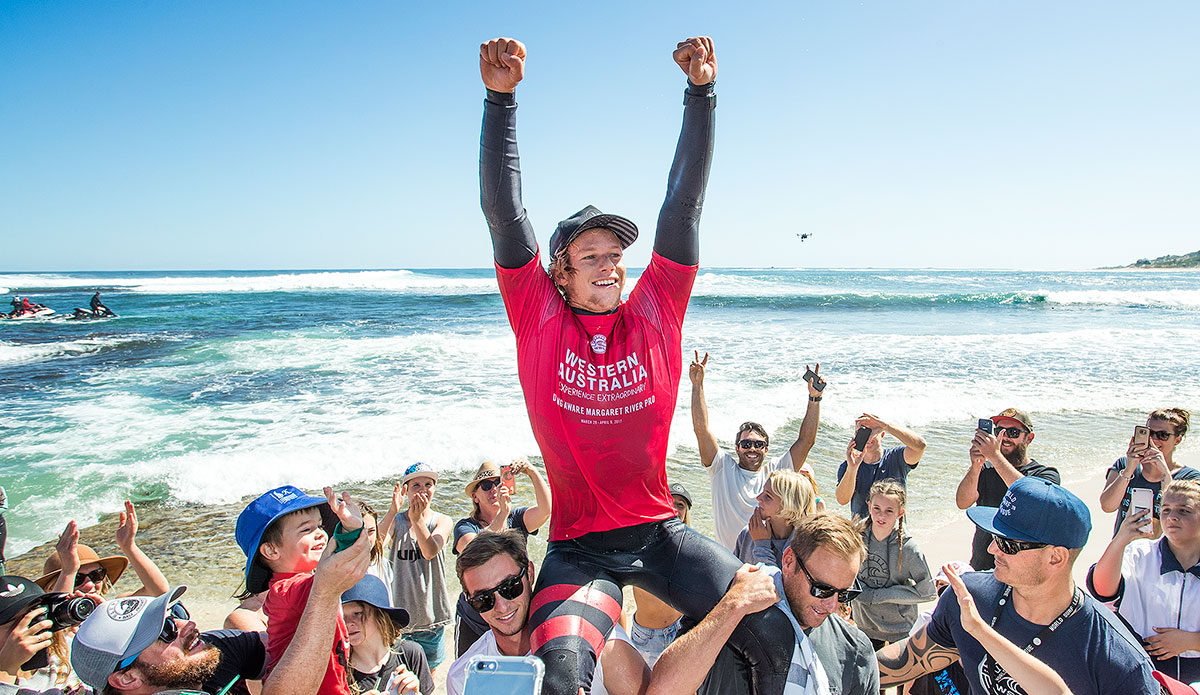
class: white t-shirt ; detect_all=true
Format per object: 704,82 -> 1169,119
707,449 -> 793,550
446,624 -> 633,695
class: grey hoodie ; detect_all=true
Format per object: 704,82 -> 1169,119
853,528 -> 936,643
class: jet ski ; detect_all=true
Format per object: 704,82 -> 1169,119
67,307 -> 116,320
1,307 -> 55,320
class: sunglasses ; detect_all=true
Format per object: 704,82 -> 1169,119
75,567 -> 107,587
465,566 -> 527,613
1148,429 -> 1175,442
117,603 -> 191,669
795,554 -> 861,603
994,426 -> 1027,438
991,533 -> 1048,555
476,478 -> 502,493
737,439 -> 767,450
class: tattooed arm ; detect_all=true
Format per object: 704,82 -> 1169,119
876,625 -> 960,687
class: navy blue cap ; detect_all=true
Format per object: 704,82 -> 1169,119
548,205 -> 638,259
966,477 -> 1091,549
235,486 -> 333,593
340,574 -> 409,628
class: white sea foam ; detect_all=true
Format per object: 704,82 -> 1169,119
0,271 -> 499,295
0,335 -> 148,365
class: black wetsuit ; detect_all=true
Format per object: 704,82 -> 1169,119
480,83 -> 792,695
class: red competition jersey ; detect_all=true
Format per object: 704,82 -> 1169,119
263,573 -> 353,695
496,251 -> 697,540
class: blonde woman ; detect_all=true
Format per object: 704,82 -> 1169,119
733,470 -> 815,567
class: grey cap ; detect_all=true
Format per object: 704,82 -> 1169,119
70,586 -> 187,690
668,482 -> 693,507
548,205 -> 638,259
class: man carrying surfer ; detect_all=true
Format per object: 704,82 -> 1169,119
479,36 -> 792,695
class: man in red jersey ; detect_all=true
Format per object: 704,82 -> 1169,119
478,35 -> 791,695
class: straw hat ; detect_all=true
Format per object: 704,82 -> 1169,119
465,461 -> 504,497
36,543 -> 128,591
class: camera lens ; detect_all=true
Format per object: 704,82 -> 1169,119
44,595 -> 98,630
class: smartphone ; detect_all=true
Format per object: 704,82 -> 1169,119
1129,487 -> 1154,534
500,465 -> 517,496
802,367 -> 826,392
977,418 -> 993,435
464,655 -> 544,695
853,426 -> 872,452
1132,426 -> 1150,450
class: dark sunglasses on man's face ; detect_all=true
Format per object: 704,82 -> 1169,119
991,533 -> 1048,555
737,439 -> 767,450
465,566 -> 527,613
74,567 -> 107,587
1148,429 -> 1175,442
476,478 -> 502,493
117,603 -> 192,669
994,427 -> 1026,438
796,554 -> 861,603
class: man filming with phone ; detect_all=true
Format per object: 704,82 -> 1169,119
689,352 -> 826,549
955,408 -> 1060,571
835,415 -> 927,520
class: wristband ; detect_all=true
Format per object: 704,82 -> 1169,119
332,523 -> 364,552
809,396 -> 822,402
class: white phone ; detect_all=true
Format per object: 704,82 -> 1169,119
463,655 -> 544,695
1129,487 -> 1154,534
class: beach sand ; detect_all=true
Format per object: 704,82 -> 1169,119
5,466 -> 1117,695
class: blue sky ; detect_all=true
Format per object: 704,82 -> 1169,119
2,1 -> 1197,271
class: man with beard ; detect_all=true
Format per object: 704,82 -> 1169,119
955,408 -> 1060,571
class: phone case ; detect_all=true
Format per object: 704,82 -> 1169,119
463,655 -> 544,695
1129,487 -> 1154,533
501,465 -> 517,496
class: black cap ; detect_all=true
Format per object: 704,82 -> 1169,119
668,482 -> 693,507
548,205 -> 638,259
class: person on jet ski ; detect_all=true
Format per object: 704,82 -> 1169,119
90,292 -> 114,317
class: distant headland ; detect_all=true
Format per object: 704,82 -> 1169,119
1107,249 -> 1200,269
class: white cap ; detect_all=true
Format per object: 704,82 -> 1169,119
70,586 -> 187,690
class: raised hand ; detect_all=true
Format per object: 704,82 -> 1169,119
509,456 -> 530,477
673,36 -> 717,85
0,606 -> 52,674
56,520 -> 81,573
944,563 -> 984,636
845,439 -> 864,467
324,486 -> 364,531
689,350 -> 709,385
1115,508 -> 1155,544
389,482 -> 402,515
479,37 -> 526,93
312,524 -> 371,597
115,500 -> 139,553
805,363 -> 825,397
495,487 -> 513,524
855,413 -> 887,436
971,430 -> 1002,465
408,490 -> 430,522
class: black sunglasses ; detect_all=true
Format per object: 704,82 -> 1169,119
994,427 -> 1026,438
737,439 -> 767,450
1148,429 -> 1175,442
74,567 -> 107,587
465,566 -> 527,613
991,533 -> 1048,555
476,478 -> 501,493
795,554 -> 861,603
117,603 -> 191,669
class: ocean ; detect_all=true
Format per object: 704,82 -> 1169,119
2,267 -> 1198,602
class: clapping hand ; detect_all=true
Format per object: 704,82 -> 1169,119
324,486 -> 364,531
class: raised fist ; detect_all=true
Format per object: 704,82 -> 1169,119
480,37 -> 526,93
673,36 -> 717,85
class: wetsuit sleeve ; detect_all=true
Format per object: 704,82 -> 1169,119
480,89 -> 538,269
653,81 -> 716,266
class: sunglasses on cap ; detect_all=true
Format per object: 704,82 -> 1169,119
796,554 -> 861,603
737,439 -> 767,450
991,533 -> 1048,555
476,478 -> 502,493
116,603 -> 191,669
1148,429 -> 1175,442
75,567 -> 107,587
465,566 -> 527,613
994,426 -> 1027,438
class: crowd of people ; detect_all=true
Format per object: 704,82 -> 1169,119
2,34 -> 1196,695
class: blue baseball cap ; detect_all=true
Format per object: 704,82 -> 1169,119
235,485 -> 333,593
340,574 -> 409,628
966,477 -> 1091,549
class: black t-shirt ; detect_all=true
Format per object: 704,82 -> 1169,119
350,641 -> 433,695
200,630 -> 266,695
970,459 -> 1060,570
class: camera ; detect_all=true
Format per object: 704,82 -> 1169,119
42,594 -> 97,631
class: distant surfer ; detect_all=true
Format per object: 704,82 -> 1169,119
478,35 -> 793,695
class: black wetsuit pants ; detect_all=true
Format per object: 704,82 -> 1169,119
530,518 -> 792,695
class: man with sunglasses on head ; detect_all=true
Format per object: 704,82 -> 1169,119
446,532 -> 649,695
878,477 -> 1157,695
955,408 -> 1059,571
647,513 -> 878,695
690,353 -> 826,550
